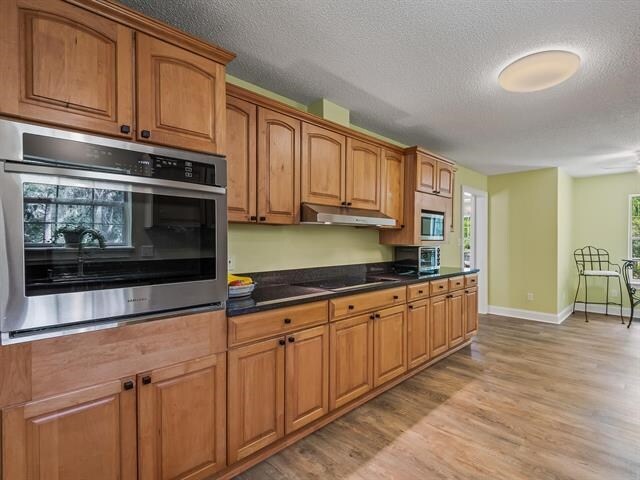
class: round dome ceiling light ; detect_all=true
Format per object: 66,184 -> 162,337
498,50 -> 581,93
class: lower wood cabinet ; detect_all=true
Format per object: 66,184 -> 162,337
464,287 -> 479,339
447,290 -> 465,349
2,379 -> 137,480
373,305 -> 407,387
407,299 -> 430,369
227,325 -> 330,463
138,354 -> 227,480
430,294 -> 449,358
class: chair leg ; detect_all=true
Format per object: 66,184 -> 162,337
573,275 -> 581,314
605,277 -> 610,316
629,304 -> 635,328
584,276 -> 589,322
618,276 -> 624,324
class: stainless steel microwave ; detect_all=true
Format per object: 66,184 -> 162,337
420,210 -> 445,241
0,119 -> 228,342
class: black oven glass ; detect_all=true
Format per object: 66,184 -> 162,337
23,182 -> 216,296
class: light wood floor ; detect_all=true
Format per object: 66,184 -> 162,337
235,313 -> 640,480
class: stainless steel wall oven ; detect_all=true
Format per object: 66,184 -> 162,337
0,120 -> 227,342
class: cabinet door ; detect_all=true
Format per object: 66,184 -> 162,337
407,299 -> 430,369
257,108 -> 301,224
136,33 -> 225,153
430,294 -> 448,357
448,290 -> 465,348
285,325 -> 329,434
226,96 -> 257,222
437,162 -> 455,198
345,137 -> 382,210
416,153 -> 437,194
0,0 -> 134,137
380,149 -> 404,227
329,313 -> 374,410
464,287 -> 479,339
301,122 -> 346,207
2,379 -> 136,480
138,355 -> 226,480
228,337 -> 285,463
373,305 -> 407,387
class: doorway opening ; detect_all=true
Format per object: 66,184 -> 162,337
461,186 -> 488,314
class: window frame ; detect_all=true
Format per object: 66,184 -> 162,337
629,194 -> 640,283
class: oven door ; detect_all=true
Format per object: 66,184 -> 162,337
0,162 -> 227,336
420,212 -> 445,241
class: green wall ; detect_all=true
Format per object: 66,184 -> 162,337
557,169 -> 575,311
488,168 -> 559,314
226,74 -> 487,273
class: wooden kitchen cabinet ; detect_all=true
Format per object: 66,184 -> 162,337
447,290 -> 465,349
301,122 -> 346,207
285,325 -> 330,434
228,337 -> 285,463
430,293 -> 448,357
345,137 -> 382,210
464,287 -> 479,339
329,313 -> 374,410
380,148 -> 405,227
1,379 -> 137,480
136,33 -> 226,153
0,0 -> 134,138
373,305 -> 407,386
257,108 -> 301,224
437,162 -> 455,198
407,299 -> 430,369
416,153 -> 438,194
226,95 -> 257,222
137,354 -> 226,480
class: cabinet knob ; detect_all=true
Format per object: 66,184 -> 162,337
348,305 -> 354,310
341,201 -> 347,206
347,202 -> 352,206
250,216 -> 257,221
408,305 -> 414,310
393,295 -> 399,300
142,375 -> 152,385
259,216 -> 266,222
369,314 -> 375,320
418,290 -> 423,294
141,129 -> 151,139
288,336 -> 295,343
120,124 -> 131,134
375,313 -> 381,319
283,318 -> 292,324
123,380 -> 134,390
279,339 -> 286,346
465,290 -> 469,293
439,285 -> 444,289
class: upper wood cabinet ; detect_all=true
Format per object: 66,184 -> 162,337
464,287 -> 479,339
437,162 -> 455,198
228,337 -> 285,463
372,305 -> 407,387
137,354 -> 226,480
1,379 -> 137,480
0,0 -> 134,138
380,148 -> 405,227
301,122 -> 346,207
414,151 -> 456,198
226,96 -> 257,222
136,33 -> 225,153
257,108 -> 301,224
346,138 -> 382,210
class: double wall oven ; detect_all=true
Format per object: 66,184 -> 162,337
0,120 -> 227,342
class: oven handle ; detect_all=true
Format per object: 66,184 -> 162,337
4,162 -> 226,196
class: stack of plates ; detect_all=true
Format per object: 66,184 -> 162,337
228,282 -> 256,298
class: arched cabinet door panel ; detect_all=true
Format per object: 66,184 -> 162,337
0,0 -> 134,137
346,137 -> 382,211
136,33 -> 225,153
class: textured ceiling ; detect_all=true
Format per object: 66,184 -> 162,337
121,0 -> 640,176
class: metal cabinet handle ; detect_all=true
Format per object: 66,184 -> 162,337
278,339 -> 286,346
120,125 -> 131,134
369,314 -> 375,320
408,305 -> 414,310
142,375 -> 151,385
341,201 -> 347,206
347,202 -> 352,206
250,216 -> 257,221
141,130 -> 151,139
418,290 -> 423,294
348,305 -> 354,310
393,295 -> 399,300
283,318 -> 292,324
259,216 -> 266,222
375,313 -> 381,319
123,380 -> 135,390
288,336 -> 295,343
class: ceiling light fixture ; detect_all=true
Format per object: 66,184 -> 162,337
499,50 -> 581,92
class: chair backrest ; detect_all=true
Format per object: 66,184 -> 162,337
622,261 -> 638,299
574,246 -> 610,273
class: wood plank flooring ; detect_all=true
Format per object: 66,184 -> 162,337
234,313 -> 640,480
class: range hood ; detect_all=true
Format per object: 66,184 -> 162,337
301,203 -> 396,228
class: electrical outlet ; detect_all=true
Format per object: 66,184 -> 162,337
527,292 -> 534,301
228,256 -> 235,271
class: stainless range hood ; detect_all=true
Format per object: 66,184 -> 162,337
301,203 -> 396,227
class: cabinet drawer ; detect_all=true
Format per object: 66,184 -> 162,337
465,274 -> 478,288
330,287 -> 406,321
449,276 -> 465,291
407,282 -> 430,301
430,279 -> 449,296
229,301 -> 328,346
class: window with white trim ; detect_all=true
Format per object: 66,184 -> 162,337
630,194 -> 640,280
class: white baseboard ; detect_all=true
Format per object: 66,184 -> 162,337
488,303 -> 638,324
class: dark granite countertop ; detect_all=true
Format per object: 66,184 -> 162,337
227,264 -> 479,317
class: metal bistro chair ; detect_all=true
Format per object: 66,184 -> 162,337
572,246 -> 624,323
622,259 -> 640,328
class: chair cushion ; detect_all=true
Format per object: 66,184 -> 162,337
583,270 -> 620,277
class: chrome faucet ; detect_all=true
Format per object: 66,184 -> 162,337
77,228 -> 106,276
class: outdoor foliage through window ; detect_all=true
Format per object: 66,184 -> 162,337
23,183 -> 128,246
631,195 -> 640,279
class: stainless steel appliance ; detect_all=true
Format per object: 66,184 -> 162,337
0,119 -> 227,342
301,203 -> 396,227
420,210 -> 445,241
394,246 -> 441,274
